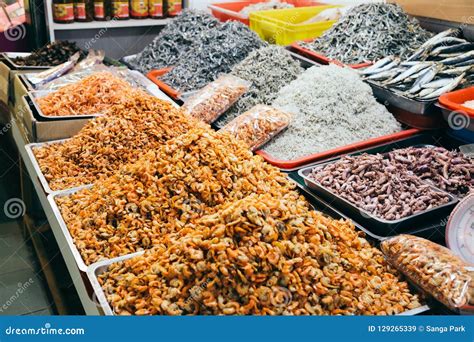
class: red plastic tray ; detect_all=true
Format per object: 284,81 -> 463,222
256,128 -> 421,170
209,1 -> 321,25
291,41 -> 372,69
146,68 -> 180,100
439,86 -> 474,117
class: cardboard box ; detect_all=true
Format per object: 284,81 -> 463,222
16,95 -> 90,142
11,72 -> 33,109
0,62 -> 9,106
390,0 -> 474,24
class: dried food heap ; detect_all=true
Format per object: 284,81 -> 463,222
12,40 -> 81,66
56,129 -> 297,265
36,72 -> 140,117
264,65 -> 401,160
300,3 -> 431,64
308,154 -> 451,221
99,193 -> 422,315
216,46 -> 303,128
128,10 -> 219,73
387,146 -> 474,197
34,93 -> 201,190
160,21 -> 265,92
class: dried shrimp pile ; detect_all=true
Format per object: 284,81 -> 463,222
33,93 -> 200,191
56,129 -> 296,265
36,72 -> 139,117
99,193 -> 422,315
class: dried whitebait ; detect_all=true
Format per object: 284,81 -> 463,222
216,46 -> 303,127
160,21 -> 265,92
263,65 -> 401,160
301,3 -> 431,64
127,10 -> 219,73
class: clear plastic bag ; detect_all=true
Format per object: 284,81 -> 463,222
182,75 -> 250,124
220,104 -> 291,151
27,53 -> 80,87
381,234 -> 474,311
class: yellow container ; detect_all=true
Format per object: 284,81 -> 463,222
250,5 -> 339,45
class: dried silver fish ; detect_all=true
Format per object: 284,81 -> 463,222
127,10 -> 219,73
215,46 -> 303,128
160,21 -> 265,92
301,3 -> 431,65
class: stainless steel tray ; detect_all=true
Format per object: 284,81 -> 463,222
298,163 -> 459,237
368,80 -> 440,116
287,50 -> 319,70
119,54 -> 138,71
87,251 -> 144,315
25,139 -> 88,194
87,250 -> 430,316
29,90 -> 103,120
2,52 -> 52,70
47,185 -> 94,272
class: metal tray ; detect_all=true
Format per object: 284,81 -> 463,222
28,90 -> 102,120
87,249 -> 430,316
25,139 -> 82,194
368,80 -> 440,116
119,53 -> 138,71
47,185 -> 94,272
298,161 -> 459,237
2,52 -> 52,70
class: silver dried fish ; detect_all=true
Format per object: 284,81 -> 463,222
301,3 -> 431,65
127,10 -> 219,73
215,46 -> 303,128
160,21 -> 265,92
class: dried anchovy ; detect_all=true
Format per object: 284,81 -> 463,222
301,3 -> 432,64
215,46 -> 303,128
308,154 -> 451,221
387,146 -> 474,197
263,65 -> 401,160
160,21 -> 265,92
239,1 -> 293,17
127,10 -> 219,73
56,128 -> 296,265
33,92 -> 203,191
99,193 -> 422,315
12,41 -> 80,66
382,235 -> 474,309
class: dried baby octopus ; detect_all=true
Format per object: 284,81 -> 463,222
308,154 -> 451,221
36,72 -> 139,117
34,92 -> 201,191
56,129 -> 297,265
98,193 -> 422,315
381,235 -> 473,310
387,146 -> 474,197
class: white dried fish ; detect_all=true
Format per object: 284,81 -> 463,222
263,65 -> 401,160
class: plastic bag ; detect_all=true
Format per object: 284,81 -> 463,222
27,53 -> 80,87
182,75 -> 250,124
381,234 -> 474,311
72,50 -> 105,73
220,104 -> 291,151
